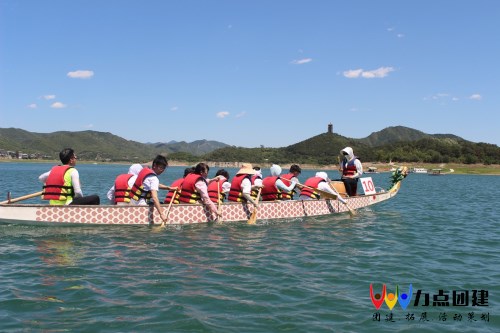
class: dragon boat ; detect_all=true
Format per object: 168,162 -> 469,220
0,169 -> 408,226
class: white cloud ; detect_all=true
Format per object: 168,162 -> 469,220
51,102 -> 67,109
67,70 -> 94,79
170,106 -> 179,112
27,103 -> 37,109
235,111 -> 246,118
43,95 -> 56,100
83,124 -> 94,129
362,67 -> 395,78
291,58 -> 312,65
216,111 -> 230,118
343,67 -> 395,79
469,94 -> 482,100
397,33 -> 405,38
424,92 -> 460,103
343,69 -> 363,78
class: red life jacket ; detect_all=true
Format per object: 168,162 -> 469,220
280,173 -> 296,200
42,165 -> 74,201
261,176 -> 281,201
228,174 -> 251,202
178,173 -> 204,204
129,168 -> 156,201
300,177 -> 324,199
342,157 -> 359,177
164,178 -> 183,204
207,180 -> 225,203
114,174 -> 133,203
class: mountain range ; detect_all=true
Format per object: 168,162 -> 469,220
1,126 -> 499,165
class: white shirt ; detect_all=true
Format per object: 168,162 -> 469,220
241,177 -> 252,194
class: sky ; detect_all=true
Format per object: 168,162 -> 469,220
1,0 -> 499,148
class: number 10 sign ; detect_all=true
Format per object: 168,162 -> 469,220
360,177 -> 376,195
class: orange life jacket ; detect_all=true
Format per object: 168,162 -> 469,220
129,168 -> 156,201
164,178 -> 183,204
42,165 -> 74,201
261,176 -> 281,201
114,174 -> 133,203
178,173 -> 204,204
228,174 -> 251,202
342,157 -> 359,177
279,173 -> 296,200
300,177 -> 324,199
207,180 -> 225,203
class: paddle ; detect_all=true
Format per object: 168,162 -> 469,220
160,189 -> 178,227
299,183 -> 356,217
217,180 -> 222,219
247,188 -> 262,225
1,191 -> 43,204
327,183 -> 356,217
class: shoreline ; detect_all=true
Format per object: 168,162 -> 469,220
1,159 -> 500,175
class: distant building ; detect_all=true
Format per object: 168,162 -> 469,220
328,123 -> 333,133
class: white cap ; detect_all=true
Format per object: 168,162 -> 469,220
315,171 -> 329,181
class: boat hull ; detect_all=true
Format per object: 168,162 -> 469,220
0,182 -> 401,226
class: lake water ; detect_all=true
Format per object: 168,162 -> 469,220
0,162 -> 498,332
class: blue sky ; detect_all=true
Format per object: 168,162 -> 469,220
1,0 -> 499,148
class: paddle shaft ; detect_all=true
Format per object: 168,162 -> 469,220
217,180 -> 222,216
247,188 -> 262,224
161,189 -> 178,226
299,182 -> 356,216
1,191 -> 43,204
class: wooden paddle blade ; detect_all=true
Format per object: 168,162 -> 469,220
247,209 -> 258,224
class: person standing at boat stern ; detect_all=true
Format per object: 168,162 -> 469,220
339,147 -> 363,197
128,155 -> 169,221
39,148 -> 100,205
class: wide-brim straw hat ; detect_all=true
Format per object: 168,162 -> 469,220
236,163 -> 256,175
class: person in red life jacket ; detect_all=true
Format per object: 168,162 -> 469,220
128,155 -> 171,222
106,163 -> 143,205
207,169 -> 230,204
164,167 -> 194,204
339,147 -> 363,196
261,164 -> 298,201
280,164 -> 302,200
299,172 -> 346,204
178,162 -> 222,220
39,148 -> 100,205
228,163 -> 263,207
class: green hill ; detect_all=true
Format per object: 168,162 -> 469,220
0,128 -> 226,161
1,126 -> 499,165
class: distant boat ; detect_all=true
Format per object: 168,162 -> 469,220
428,168 -> 445,176
410,167 -> 427,174
365,167 -> 379,174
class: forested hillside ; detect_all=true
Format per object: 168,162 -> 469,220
1,126 -> 499,165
